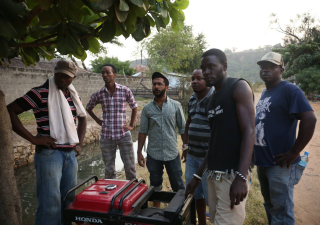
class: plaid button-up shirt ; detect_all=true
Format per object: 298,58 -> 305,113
86,83 -> 137,140
139,97 -> 185,161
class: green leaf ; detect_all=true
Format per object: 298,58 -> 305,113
114,2 -> 129,22
99,20 -> 117,42
133,4 -> 148,17
163,0 -> 169,9
20,48 -> 35,66
149,0 -> 156,5
170,8 -> 184,31
38,0 -> 54,10
157,3 -> 167,18
0,15 -> 18,39
162,12 -> 169,25
0,37 -> 9,58
80,38 -> 90,50
172,0 -> 189,10
87,37 -> 100,53
126,11 -> 138,25
73,50 -> 87,61
82,0 -> 114,12
67,3 -> 83,22
132,18 -> 147,41
81,6 -> 92,17
29,24 -> 60,39
151,13 -> 166,31
57,30 -> 81,55
119,0 -> 129,11
146,15 -> 155,27
115,24 -> 122,36
38,7 -> 60,26
73,46 -> 87,61
118,23 -> 130,38
130,0 -> 144,7
23,47 -> 39,64
68,22 -> 94,34
26,0 -> 38,10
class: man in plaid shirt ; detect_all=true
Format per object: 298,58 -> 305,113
86,64 -> 138,180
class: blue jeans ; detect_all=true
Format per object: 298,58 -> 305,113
146,154 -> 185,192
185,155 -> 208,202
34,149 -> 78,225
257,163 -> 304,225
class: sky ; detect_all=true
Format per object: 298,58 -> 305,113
85,0 -> 320,67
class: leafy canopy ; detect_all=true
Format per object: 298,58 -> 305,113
143,25 -> 205,74
273,41 -> 320,94
271,12 -> 320,94
0,0 -> 189,66
91,56 -> 136,75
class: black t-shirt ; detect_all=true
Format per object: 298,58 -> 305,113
206,77 -> 252,171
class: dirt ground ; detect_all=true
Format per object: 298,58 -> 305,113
255,92 -> 320,224
294,101 -> 320,225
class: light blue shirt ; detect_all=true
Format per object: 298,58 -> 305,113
139,97 -> 185,161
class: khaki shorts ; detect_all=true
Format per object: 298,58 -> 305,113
207,173 -> 250,225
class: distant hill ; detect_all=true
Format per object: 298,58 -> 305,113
225,47 -> 276,82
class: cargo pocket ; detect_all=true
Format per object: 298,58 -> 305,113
294,164 -> 305,185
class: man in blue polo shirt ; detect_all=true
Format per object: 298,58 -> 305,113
254,52 -> 317,225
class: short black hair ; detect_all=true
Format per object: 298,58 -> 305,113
152,72 -> 169,86
102,64 -> 117,73
202,49 -> 227,64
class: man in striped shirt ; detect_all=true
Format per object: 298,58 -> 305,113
181,68 -> 214,225
86,63 -> 138,180
7,59 -> 87,225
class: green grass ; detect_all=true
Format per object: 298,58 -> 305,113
18,111 -> 36,125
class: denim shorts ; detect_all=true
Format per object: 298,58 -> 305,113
185,155 -> 208,201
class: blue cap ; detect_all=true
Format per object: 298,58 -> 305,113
305,151 -> 309,155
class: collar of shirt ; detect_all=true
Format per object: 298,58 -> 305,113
152,96 -> 170,103
192,86 -> 214,103
102,82 -> 120,95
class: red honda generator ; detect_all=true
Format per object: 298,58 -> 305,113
63,176 -> 196,225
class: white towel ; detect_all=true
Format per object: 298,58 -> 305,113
48,76 -> 87,145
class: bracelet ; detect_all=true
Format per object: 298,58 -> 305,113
193,173 -> 202,181
182,144 -> 188,151
235,171 -> 248,182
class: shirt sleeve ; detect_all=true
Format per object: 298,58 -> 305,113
14,88 -> 42,111
289,88 -> 313,119
86,92 -> 99,110
139,106 -> 149,134
176,103 -> 186,134
126,88 -> 138,109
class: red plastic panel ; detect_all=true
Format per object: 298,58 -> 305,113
68,179 -> 148,214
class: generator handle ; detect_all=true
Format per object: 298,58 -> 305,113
63,175 -> 98,209
119,179 -> 146,212
109,178 -> 138,212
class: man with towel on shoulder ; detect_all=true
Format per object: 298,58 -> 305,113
7,59 -> 87,225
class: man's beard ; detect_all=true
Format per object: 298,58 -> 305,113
153,89 -> 166,97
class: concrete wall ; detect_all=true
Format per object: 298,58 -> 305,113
0,66 -> 152,105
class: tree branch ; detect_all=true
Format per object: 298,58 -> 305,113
34,33 -> 58,43
24,5 -> 42,27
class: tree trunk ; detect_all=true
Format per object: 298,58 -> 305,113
0,90 -> 22,225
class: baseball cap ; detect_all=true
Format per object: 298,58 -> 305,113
152,72 -> 169,85
257,52 -> 284,67
54,59 -> 78,78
